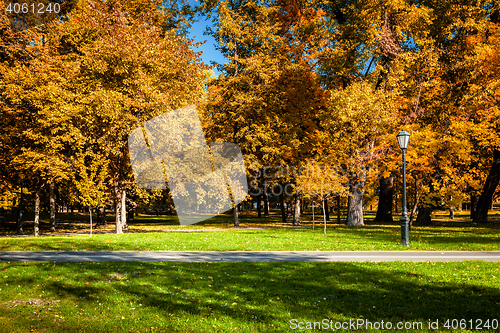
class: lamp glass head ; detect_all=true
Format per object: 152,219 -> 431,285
397,130 -> 410,150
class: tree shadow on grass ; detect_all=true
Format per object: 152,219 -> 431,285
321,225 -> 500,249
0,213 -> 109,235
1,261 -> 499,332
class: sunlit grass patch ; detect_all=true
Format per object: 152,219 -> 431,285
0,223 -> 499,251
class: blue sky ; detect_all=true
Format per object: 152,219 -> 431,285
186,4 -> 225,76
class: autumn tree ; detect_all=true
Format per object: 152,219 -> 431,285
47,0 -> 208,233
311,0 -> 423,226
0,0 -> 78,234
391,0 -> 497,225
315,0 -> 499,227
1,0 -> 209,234
297,159 -> 347,234
200,0 -> 328,225
460,20 -> 500,223
319,82 -> 398,226
72,149 -> 110,234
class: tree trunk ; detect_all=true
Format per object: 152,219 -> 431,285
34,191 -> 40,236
17,195 -> 24,235
337,195 -> 341,224
280,191 -> 286,223
115,181 -> 123,234
409,180 -> 419,226
312,202 -> 315,229
263,191 -> 269,217
115,198 -> 122,234
287,194 -> 293,218
89,206 -> 93,237
293,192 -> 301,226
347,179 -> 364,226
474,150 -> 500,223
286,203 -> 292,218
470,194 -> 479,219
394,182 -> 398,214
414,206 -> 432,226
233,206 -> 239,226
97,206 -> 106,226
127,207 -> 135,223
323,197 -> 330,221
49,183 -> 56,232
408,195 -> 419,226
322,199 -> 327,237
257,192 -> 262,218
449,207 -> 454,219
121,187 -> 127,230
374,175 -> 394,222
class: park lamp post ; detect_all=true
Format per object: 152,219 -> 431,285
397,130 -> 410,246
17,173 -> 25,235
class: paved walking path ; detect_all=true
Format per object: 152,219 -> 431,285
1,251 -> 499,262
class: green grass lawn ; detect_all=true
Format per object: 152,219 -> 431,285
1,209 -> 500,251
0,224 -> 499,252
0,261 -> 499,333
1,210 -> 500,332
2,208 -> 499,234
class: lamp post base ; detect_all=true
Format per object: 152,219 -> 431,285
17,211 -> 24,235
400,215 -> 409,246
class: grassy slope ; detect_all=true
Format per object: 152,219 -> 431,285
0,224 -> 499,251
0,261 -> 499,333
1,211 -> 499,332
2,209 -> 500,233
1,210 -> 500,251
